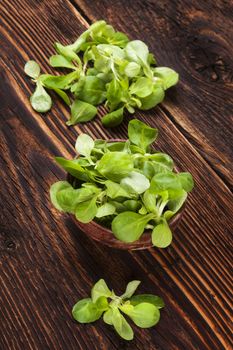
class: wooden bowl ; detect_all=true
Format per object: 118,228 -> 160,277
73,213 -> 182,250
68,139 -> 184,250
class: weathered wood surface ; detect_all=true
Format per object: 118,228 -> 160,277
76,0 -> 233,188
0,1 -> 232,349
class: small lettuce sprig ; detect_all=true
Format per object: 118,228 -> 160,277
50,119 -> 194,247
24,20 -> 179,127
72,279 -> 164,341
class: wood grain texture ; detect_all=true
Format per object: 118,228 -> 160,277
75,0 -> 233,189
0,1 -> 232,350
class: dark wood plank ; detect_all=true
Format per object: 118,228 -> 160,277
0,1 -> 232,350
75,0 -> 233,189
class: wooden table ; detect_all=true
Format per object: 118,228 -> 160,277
1,1 -> 232,349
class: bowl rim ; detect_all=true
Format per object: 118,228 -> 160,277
76,209 -> 182,235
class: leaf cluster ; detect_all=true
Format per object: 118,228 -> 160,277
24,20 -> 179,126
72,279 -> 164,340
50,119 -> 194,247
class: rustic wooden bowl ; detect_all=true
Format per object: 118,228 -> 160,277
73,213 -> 183,250
68,139 -> 184,250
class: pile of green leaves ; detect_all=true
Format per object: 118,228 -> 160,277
50,119 -> 194,247
24,20 -> 179,127
72,279 -> 164,340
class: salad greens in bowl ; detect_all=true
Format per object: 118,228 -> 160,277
50,119 -> 194,249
